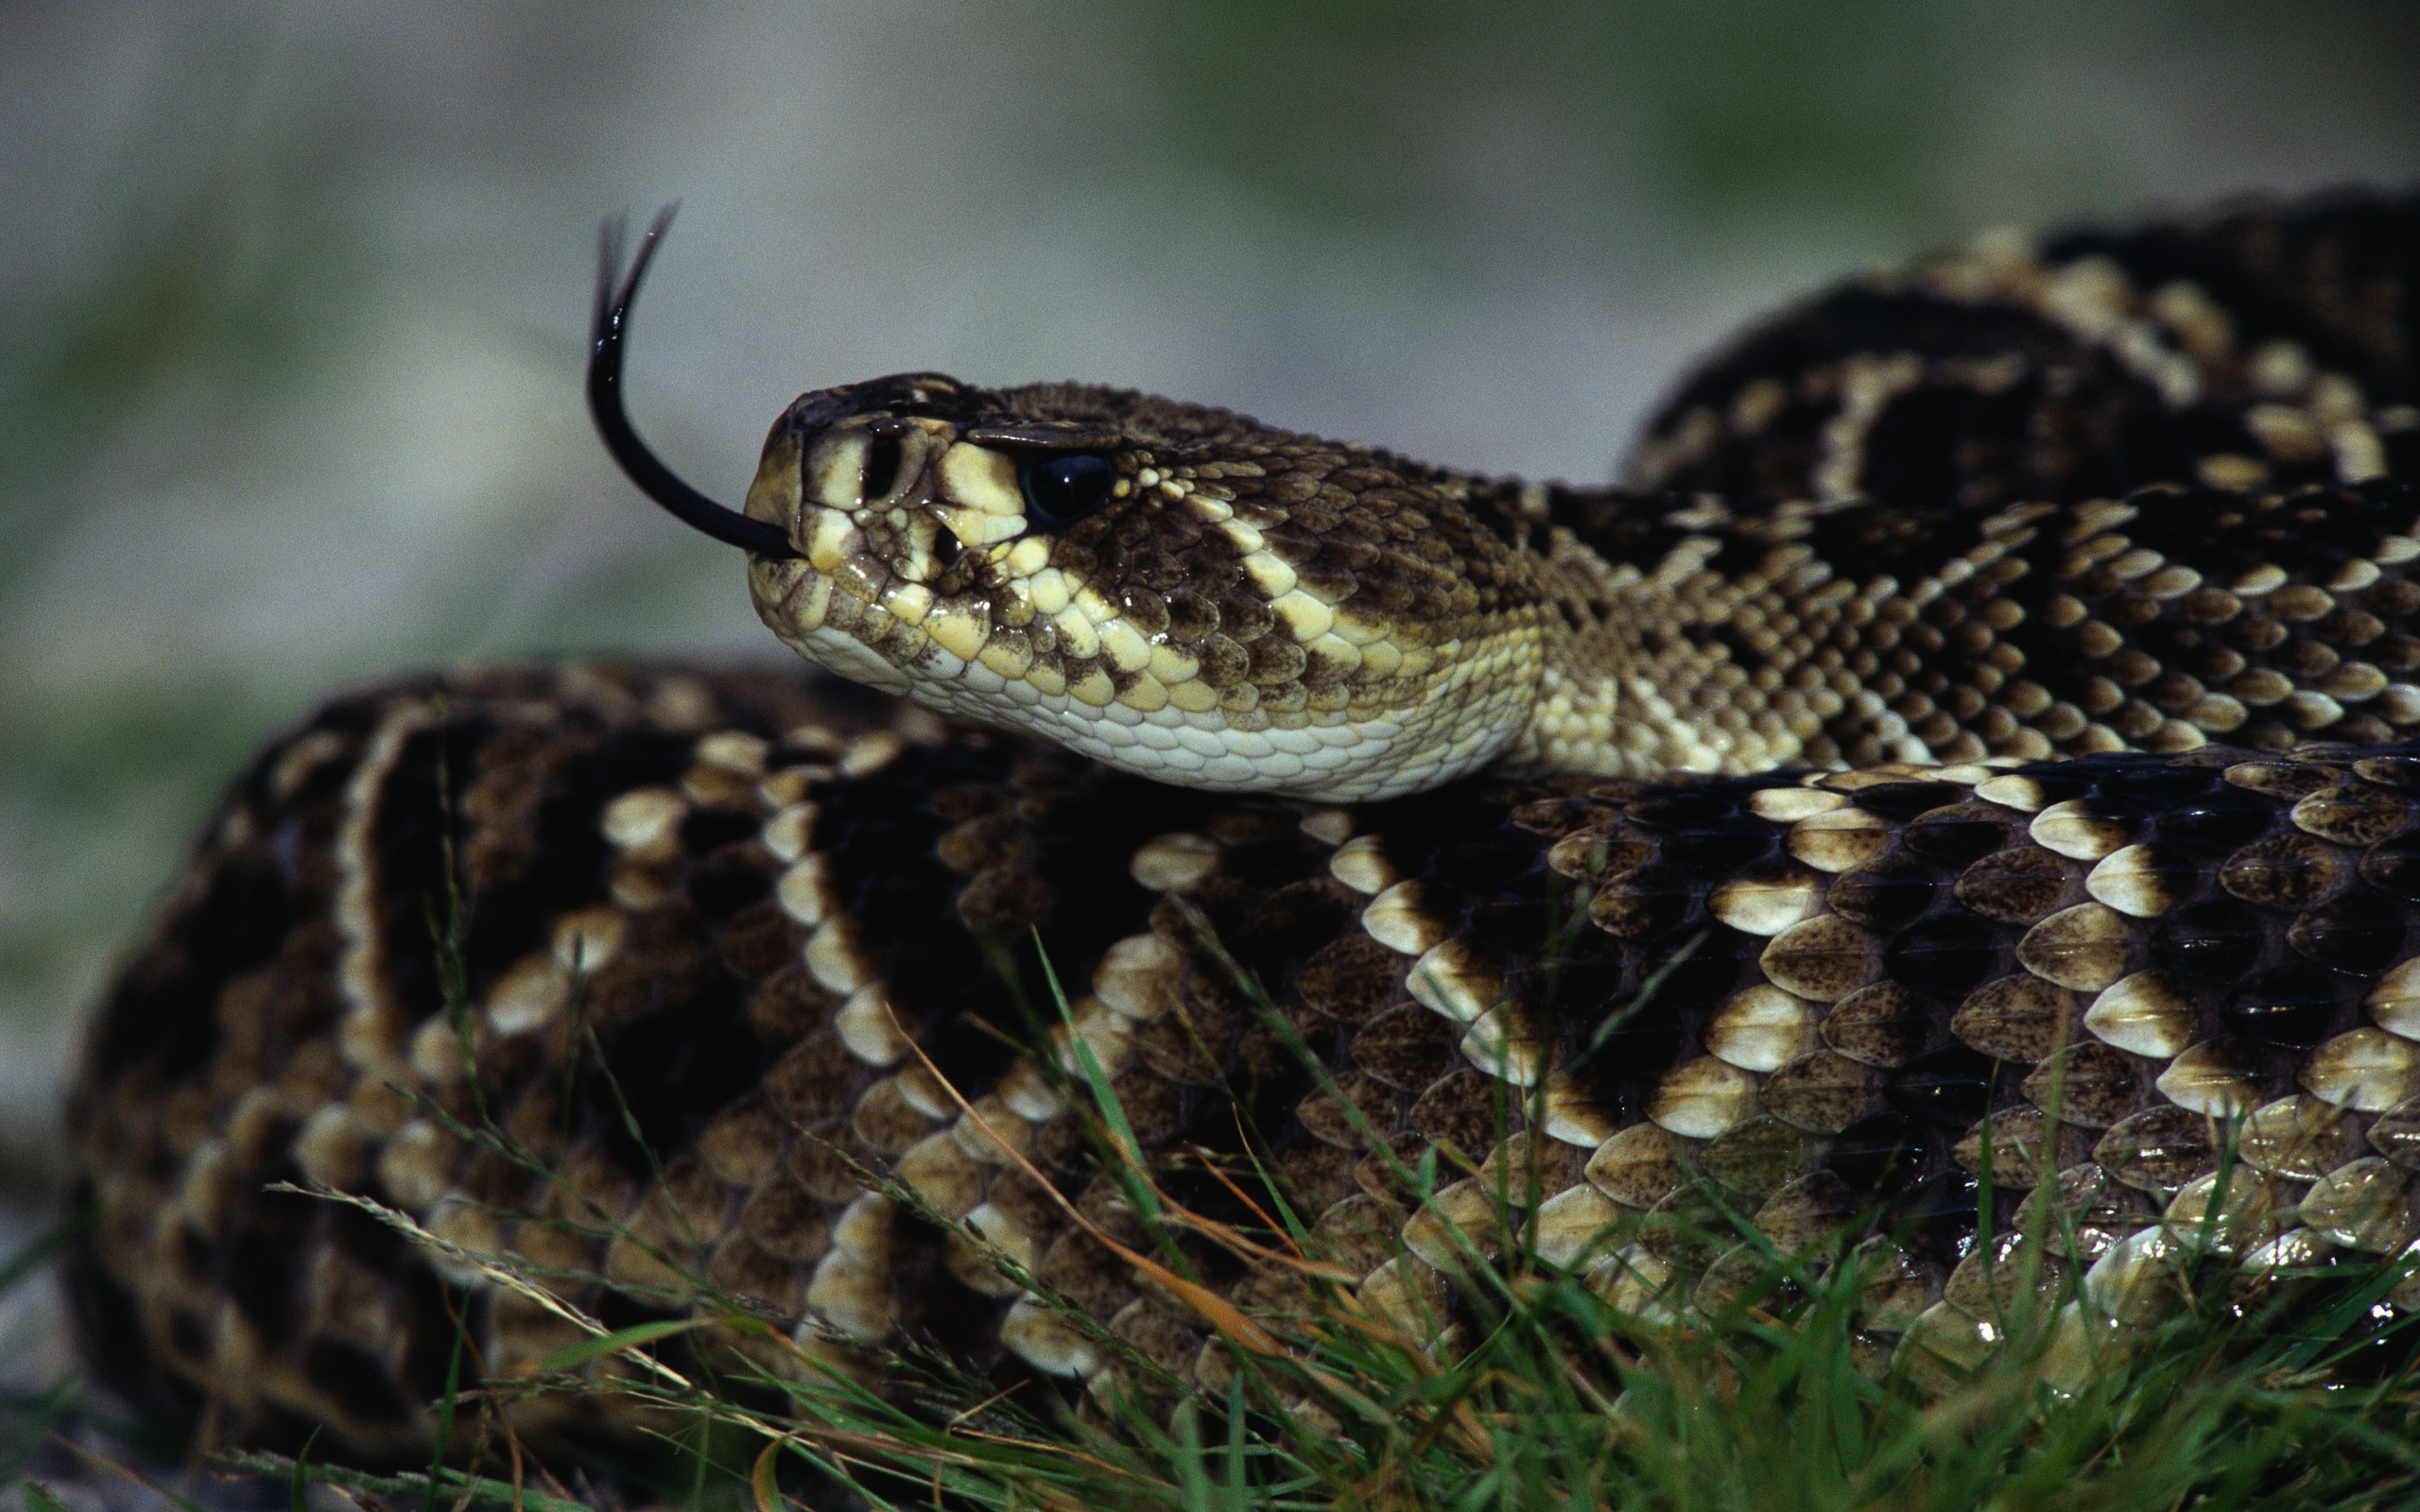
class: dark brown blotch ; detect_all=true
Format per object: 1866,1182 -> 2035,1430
1948,973 -> 2073,1064
1196,635 -> 1250,689
1700,1114 -> 1818,1198
764,1029 -> 861,1125
1295,1071 -> 1396,1149
957,861 -> 1052,936
1758,915 -> 1876,1001
1547,829 -> 1653,882
936,811 -> 1028,874
738,1173 -> 836,1263
2288,887 -> 2406,973
2219,832 -> 2350,910
1759,1049 -> 1881,1134
1219,593 -> 1276,643
748,967 -> 838,1048
1116,584 -> 1171,639
717,900 -> 805,979
2020,1040 -> 2142,1128
1819,981 -> 1935,1068
1247,635 -> 1309,685
1901,802 -> 2015,866
1954,844 -> 2073,923
2093,1104 -> 2218,1193
1165,588 -> 1220,642
850,1075 -> 941,1156
1589,863 -> 1697,939
2355,756 -> 2420,791
1409,1068 -> 1503,1155
2292,786 -> 2415,847
1244,876 -> 1360,956
1104,1065 -> 1187,1143
1827,853 -> 1939,932
1033,1229 -> 1143,1316
2223,759 -> 2341,801
786,1134 -> 868,1205
1753,1169 -> 1861,1250
2360,832 -> 2420,902
1297,936 -> 1409,1025
1949,1107 -> 2084,1189
1128,1009 -> 1231,1087
1350,1002 -> 1461,1091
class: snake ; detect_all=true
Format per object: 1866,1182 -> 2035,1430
62,187 -> 2420,1467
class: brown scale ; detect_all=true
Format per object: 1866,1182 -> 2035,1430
1626,190 -> 2420,510
749,192 -> 2417,795
758,374 -> 1543,728
62,189 -> 2420,1467
76,670 -> 2420,1458
1537,189 -> 2420,775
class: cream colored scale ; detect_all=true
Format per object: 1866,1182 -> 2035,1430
744,423 -> 1545,800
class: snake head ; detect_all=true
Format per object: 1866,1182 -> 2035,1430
593,214 -> 1552,800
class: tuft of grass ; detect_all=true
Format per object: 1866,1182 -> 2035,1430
231,911 -> 2420,1512
16,733 -> 2420,1512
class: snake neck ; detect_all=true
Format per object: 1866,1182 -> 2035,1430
1507,471 -> 2420,787
1485,506 -> 1771,782
716,192 -> 2418,801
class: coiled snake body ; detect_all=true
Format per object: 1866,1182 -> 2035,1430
66,189 -> 2420,1461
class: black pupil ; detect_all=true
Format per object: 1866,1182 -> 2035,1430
1019,454 -> 1115,528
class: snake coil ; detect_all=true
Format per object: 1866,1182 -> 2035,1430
64,187 -> 2420,1466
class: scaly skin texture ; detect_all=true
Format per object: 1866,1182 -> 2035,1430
741,192 -> 2419,797
64,187 -> 2420,1466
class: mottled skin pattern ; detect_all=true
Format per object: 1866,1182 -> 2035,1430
64,189 -> 2420,1467
742,192 -> 2418,796
742,374 -> 1561,799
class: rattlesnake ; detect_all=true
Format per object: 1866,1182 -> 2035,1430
65,188 -> 2420,1465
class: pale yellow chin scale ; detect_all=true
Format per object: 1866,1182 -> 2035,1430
746,551 -> 1545,802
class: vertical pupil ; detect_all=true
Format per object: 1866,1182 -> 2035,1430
863,434 -> 903,501
1023,454 -> 1114,525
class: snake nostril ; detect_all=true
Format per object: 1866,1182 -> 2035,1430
932,531 -> 963,571
863,433 -> 903,503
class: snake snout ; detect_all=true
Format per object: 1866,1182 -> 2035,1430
792,418 -> 949,515
772,417 -> 1003,591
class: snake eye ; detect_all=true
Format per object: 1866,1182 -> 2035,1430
1018,454 -> 1115,530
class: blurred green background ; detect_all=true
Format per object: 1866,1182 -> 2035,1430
3,0 -> 2418,1235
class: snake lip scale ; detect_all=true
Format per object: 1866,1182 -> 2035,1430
62,187 -> 2420,1466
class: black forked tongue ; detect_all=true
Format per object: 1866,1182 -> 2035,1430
588,206 -> 801,558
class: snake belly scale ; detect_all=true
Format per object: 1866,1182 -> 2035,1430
63,188 -> 2420,1461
